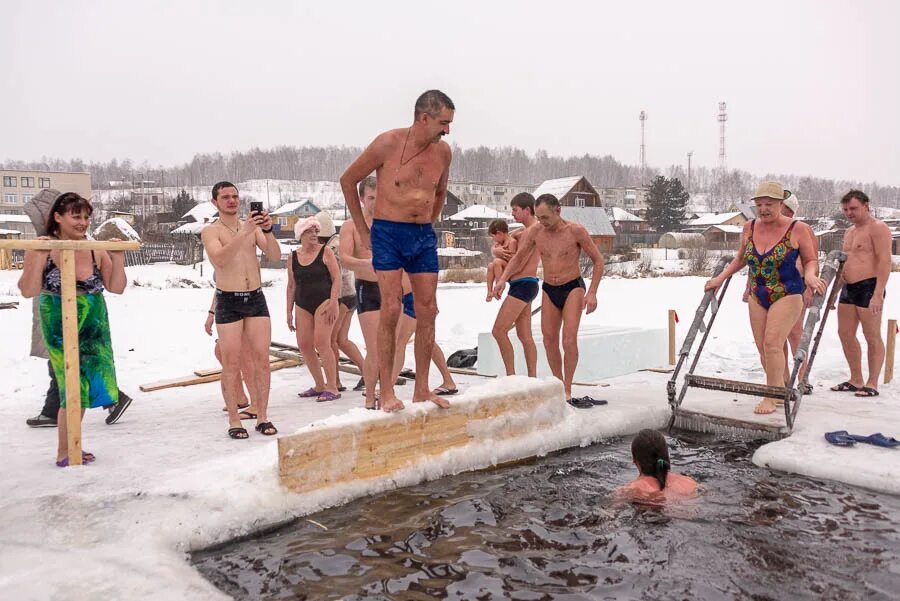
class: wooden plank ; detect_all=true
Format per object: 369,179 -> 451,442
668,309 -> 677,365
0,239 -> 140,251
886,319 -> 896,385
140,358 -> 300,392
60,249 -> 83,466
193,355 -> 291,377
278,382 -> 564,493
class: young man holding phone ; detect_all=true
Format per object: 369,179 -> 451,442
202,182 -> 282,439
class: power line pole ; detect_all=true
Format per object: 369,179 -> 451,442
639,110 -> 648,186
718,101 -> 728,172
687,151 -> 693,194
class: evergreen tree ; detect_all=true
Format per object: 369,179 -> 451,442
644,176 -> 688,232
171,188 -> 196,220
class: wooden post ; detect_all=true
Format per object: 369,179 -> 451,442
0,239 -> 139,465
886,319 -> 896,385
668,309 -> 677,365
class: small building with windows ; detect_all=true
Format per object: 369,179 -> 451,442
531,176 -> 603,208
270,199 -> 321,237
0,169 -> 91,215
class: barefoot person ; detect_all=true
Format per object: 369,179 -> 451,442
493,194 -> 605,402
17,193 -> 128,466
781,193 -> 818,392
339,176 -> 382,409
489,193 -> 541,377
831,190 -> 893,397
485,219 -> 517,302
201,181 -> 281,439
390,272 -> 458,396
705,182 -> 826,415
315,211 -> 365,393
340,90 -> 455,412
287,217 -> 342,402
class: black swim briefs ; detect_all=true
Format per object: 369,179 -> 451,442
541,277 -> 586,311
839,277 -> 885,309
355,279 -> 381,315
215,288 -> 270,325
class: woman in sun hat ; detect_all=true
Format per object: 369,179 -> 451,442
704,181 -> 826,415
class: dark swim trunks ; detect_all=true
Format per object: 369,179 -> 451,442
371,219 -> 439,274
355,279 -> 381,315
507,277 -> 540,303
542,277 -> 586,311
215,289 -> 269,325
840,277 -> 884,309
402,292 -> 416,319
339,294 -> 357,311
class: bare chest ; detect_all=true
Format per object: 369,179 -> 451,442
536,230 -> 579,261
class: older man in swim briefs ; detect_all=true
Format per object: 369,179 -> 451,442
340,90 -> 455,412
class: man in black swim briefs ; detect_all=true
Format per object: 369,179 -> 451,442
494,194 -> 604,402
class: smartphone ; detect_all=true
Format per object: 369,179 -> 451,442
250,201 -> 263,216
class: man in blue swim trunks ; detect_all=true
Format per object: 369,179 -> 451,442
489,193 -> 541,377
493,194 -> 604,402
340,90 -> 455,412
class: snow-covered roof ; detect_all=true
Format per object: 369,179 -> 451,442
270,200 -> 318,216
448,205 -> 511,221
171,222 -> 208,234
182,202 -> 218,222
560,207 -> 616,236
703,224 -> 744,234
437,247 -> 482,257
0,214 -> 32,223
610,207 -> 644,222
689,211 -> 742,226
531,176 -> 583,200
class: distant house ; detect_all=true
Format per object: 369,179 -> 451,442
729,202 -> 757,221
703,224 -> 744,249
270,200 -> 320,237
608,207 -> 648,233
560,207 -> 616,252
0,214 -> 36,239
532,176 -> 602,208
440,190 -> 464,221
683,211 -> 746,232
181,202 -> 218,224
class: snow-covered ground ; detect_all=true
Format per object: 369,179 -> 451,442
0,262 -> 897,600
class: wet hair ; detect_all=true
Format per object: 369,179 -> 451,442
488,219 -> 508,235
840,189 -> 869,205
535,194 -> 560,209
357,175 -> 377,198
211,181 -> 237,200
631,429 -> 670,490
414,89 -> 455,119
510,192 -> 535,215
46,192 -> 93,239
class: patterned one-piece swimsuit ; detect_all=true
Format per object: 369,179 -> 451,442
743,220 -> 805,310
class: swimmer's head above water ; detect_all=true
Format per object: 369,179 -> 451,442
631,429 -> 671,490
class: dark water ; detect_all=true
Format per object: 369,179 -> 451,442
192,435 -> 900,600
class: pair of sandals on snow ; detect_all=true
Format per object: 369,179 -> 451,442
56,450 -> 96,467
830,381 -> 880,397
825,431 -> 899,448
567,396 -> 608,409
227,408 -> 276,439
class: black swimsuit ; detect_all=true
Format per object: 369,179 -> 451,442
292,247 -> 332,315
542,277 -> 586,311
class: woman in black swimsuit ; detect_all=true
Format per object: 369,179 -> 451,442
287,217 -> 342,402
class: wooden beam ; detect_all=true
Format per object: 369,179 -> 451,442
60,250 -> 83,465
278,381 -> 565,494
886,319 -> 897,385
194,355 -> 294,377
668,309 -> 677,365
0,239 -> 140,251
140,358 -> 301,392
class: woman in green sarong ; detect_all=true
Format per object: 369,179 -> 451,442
18,192 -> 127,467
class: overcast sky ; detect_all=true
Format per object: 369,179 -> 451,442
2,0 -> 898,185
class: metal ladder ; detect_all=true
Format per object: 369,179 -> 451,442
667,250 -> 847,438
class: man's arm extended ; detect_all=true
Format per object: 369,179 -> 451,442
870,221 -> 893,314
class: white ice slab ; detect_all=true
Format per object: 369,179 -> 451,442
477,324 -> 668,380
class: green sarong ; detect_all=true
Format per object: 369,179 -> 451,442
39,292 -> 118,409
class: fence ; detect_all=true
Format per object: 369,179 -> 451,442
124,235 -> 204,267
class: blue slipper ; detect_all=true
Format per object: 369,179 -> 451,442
849,433 -> 900,448
824,431 -> 856,446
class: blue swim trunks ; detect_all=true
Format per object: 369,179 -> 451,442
371,219 -> 439,274
507,277 -> 540,303
402,292 -> 416,319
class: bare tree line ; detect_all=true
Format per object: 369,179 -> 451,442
3,146 -> 897,210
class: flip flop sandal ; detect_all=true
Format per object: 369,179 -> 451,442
237,411 -> 258,420
830,381 -> 860,392
298,387 -> 323,398
228,427 -> 249,439
255,421 -> 278,436
433,386 -> 458,396
55,451 -> 97,467
824,430 -> 856,446
222,403 -> 250,412
567,397 -> 595,409
854,387 -> 880,397
317,391 -> 341,402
